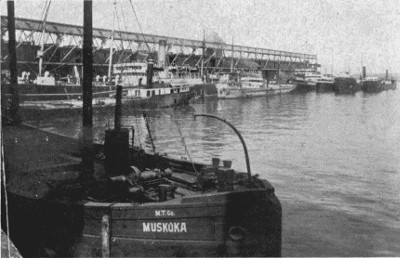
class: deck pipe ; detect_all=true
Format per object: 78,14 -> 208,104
362,66 -> 366,79
6,0 -> 20,124
194,113 -> 253,188
104,85 -> 130,177
81,0 -> 94,180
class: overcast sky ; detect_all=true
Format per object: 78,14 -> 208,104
2,0 -> 400,75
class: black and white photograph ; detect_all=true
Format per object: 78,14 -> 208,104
1,0 -> 399,256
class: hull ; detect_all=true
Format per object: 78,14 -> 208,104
216,84 -> 294,99
3,124 -> 282,257
316,82 -> 334,92
5,90 -> 194,120
192,83 -> 218,97
7,190 -> 281,257
1,82 -> 115,101
333,77 -> 361,94
381,80 -> 397,91
294,81 -> 316,92
361,80 -> 396,92
362,80 -> 382,92
125,90 -> 195,109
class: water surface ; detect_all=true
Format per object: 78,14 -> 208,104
32,90 -> 400,256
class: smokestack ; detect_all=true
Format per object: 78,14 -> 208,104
386,70 -> 389,80
362,66 -> 366,79
157,40 -> 167,69
146,61 -> 154,88
104,85 -> 129,177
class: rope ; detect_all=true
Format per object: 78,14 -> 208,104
142,108 -> 156,153
127,0 -> 151,52
131,96 -> 143,149
167,106 -> 199,176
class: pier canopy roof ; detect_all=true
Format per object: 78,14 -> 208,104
1,15 -> 317,63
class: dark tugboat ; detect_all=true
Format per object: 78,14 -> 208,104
2,1 -> 282,257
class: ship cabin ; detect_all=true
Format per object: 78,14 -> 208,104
113,62 -> 148,87
126,84 -> 191,99
294,68 -> 321,82
363,77 -> 380,82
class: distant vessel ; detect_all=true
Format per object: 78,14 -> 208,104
361,68 -> 397,92
216,72 -> 295,99
333,77 -> 360,94
122,62 -> 195,109
113,62 -> 203,87
16,62 -> 195,118
292,68 -> 319,92
315,75 -> 335,92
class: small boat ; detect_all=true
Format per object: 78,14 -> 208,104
4,118 -> 282,257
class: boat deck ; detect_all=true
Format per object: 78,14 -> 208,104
3,125 -> 105,199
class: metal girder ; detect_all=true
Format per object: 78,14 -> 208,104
1,15 -> 317,63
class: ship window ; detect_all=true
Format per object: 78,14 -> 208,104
152,90 -> 155,96
159,90 -> 161,95
170,89 -> 173,94
135,90 -> 139,96
147,90 -> 150,97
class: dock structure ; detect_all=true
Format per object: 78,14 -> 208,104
1,15 -> 318,76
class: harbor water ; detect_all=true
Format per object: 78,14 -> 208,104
30,90 -> 400,256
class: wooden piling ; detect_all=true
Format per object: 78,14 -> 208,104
101,215 -> 110,258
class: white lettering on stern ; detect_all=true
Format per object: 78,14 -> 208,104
142,222 -> 187,233
155,210 -> 175,216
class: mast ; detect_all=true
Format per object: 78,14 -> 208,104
201,29 -> 205,79
38,0 -> 51,77
230,36 -> 234,73
7,0 -> 20,124
330,47 -> 334,76
81,0 -> 94,180
107,0 -> 116,87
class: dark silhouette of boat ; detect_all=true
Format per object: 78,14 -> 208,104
360,67 -> 397,93
333,77 -> 361,94
2,1 -> 282,257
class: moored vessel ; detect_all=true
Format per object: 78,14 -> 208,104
361,67 -> 397,93
216,71 -> 295,99
333,77 -> 361,94
316,75 -> 335,92
292,68 -> 319,92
